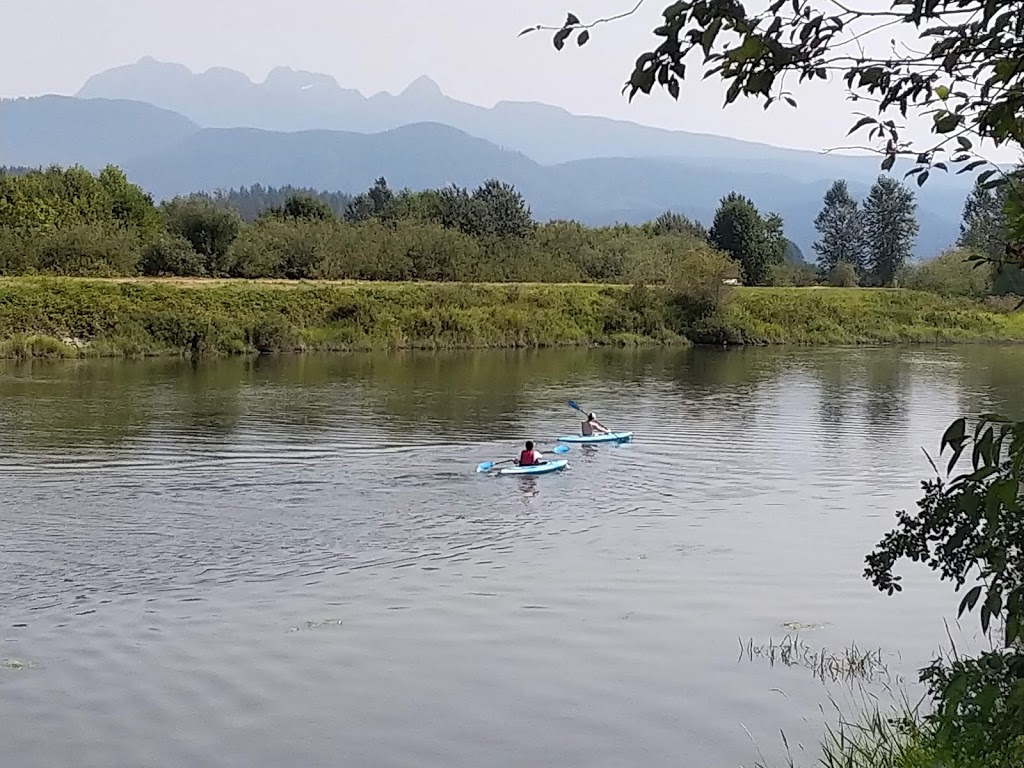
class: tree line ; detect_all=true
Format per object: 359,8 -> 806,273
3,164 -> 1014,300
0,165 -> 806,288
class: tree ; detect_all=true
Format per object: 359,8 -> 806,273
161,196 -> 241,276
97,165 -> 162,239
861,176 -> 918,287
651,210 -> 709,241
959,178 -> 1008,262
345,177 -> 394,222
709,193 -> 781,286
264,193 -> 335,222
763,212 -> 788,266
957,178 -> 1024,295
813,180 -> 864,276
470,179 -> 535,240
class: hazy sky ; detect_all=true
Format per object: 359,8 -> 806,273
3,0 -> 1011,160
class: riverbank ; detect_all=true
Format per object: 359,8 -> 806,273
1,277 -> 1022,358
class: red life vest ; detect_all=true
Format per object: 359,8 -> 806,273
519,449 -> 539,466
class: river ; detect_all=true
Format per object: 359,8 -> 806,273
1,346 -> 1020,768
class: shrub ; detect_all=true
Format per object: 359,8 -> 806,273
899,247 -> 992,298
249,315 -> 301,353
35,224 -> 142,276
162,196 -> 242,275
767,261 -> 819,286
141,233 -> 205,277
828,261 -> 859,287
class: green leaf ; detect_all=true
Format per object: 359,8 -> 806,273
577,29 -> 590,46
668,78 -> 680,100
553,27 -> 572,50
881,154 -> 896,172
942,417 -> 967,453
746,70 -> 775,96
959,585 -> 983,616
702,19 -> 723,57
935,84 -> 950,100
957,160 -> 989,174
518,26 -> 540,37
565,12 -> 580,26
847,116 -> 876,136
933,111 -> 962,134
957,135 -> 973,151
917,170 -> 930,186
731,35 -> 766,62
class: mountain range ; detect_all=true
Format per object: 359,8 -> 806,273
0,57 -> 976,258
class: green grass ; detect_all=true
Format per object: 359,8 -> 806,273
0,277 -> 683,358
728,286 -> 1024,344
0,278 -> 1022,358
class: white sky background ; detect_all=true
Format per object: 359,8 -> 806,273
1,0 -> 1015,162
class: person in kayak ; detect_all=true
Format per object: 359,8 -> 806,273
516,441 -> 545,466
581,412 -> 610,436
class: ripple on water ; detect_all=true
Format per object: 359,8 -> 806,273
0,348 -> 998,768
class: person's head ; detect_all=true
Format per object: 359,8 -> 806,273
587,412 -> 596,422
525,440 -> 534,450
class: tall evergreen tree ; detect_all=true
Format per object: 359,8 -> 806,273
956,178 -> 1024,294
813,180 -> 864,275
861,176 -> 918,287
958,178 -> 1007,262
709,193 -> 782,285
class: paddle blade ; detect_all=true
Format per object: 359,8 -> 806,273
569,400 -> 583,412
476,461 -> 495,473
552,445 -> 570,454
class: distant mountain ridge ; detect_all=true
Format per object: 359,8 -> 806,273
76,57 -> 964,186
1,59 -> 976,258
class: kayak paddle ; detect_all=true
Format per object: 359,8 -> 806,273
476,444 -> 570,473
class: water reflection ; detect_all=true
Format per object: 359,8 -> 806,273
0,345 -> 1020,768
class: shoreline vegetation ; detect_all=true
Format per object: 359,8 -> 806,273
2,277 -> 1023,359
2,165 -> 1023,359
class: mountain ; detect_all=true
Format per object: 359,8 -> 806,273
75,58 -> 966,187
0,95 -> 965,257
0,95 -> 198,168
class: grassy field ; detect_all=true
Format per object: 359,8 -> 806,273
0,277 -> 1022,358
726,286 -> 1024,344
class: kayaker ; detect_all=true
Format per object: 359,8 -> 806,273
581,412 -> 610,436
516,441 -> 544,466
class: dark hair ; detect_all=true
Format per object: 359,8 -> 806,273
525,440 -> 534,450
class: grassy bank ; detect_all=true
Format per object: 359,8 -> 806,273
725,286 -> 1024,344
1,278 -> 1023,358
0,277 -> 681,358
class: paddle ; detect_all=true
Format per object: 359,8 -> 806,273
476,444 -> 570,473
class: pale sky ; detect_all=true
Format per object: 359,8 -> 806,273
2,0 -> 1013,161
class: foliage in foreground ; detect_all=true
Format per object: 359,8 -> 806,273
864,415 -> 1024,767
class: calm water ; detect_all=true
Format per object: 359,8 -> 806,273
1,346 -> 1021,768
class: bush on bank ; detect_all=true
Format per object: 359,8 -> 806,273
2,279 -> 1023,359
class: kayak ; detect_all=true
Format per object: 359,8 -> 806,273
556,432 -> 633,444
497,459 -> 568,476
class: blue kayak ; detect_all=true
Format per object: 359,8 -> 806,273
556,432 -> 633,444
497,459 -> 568,476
